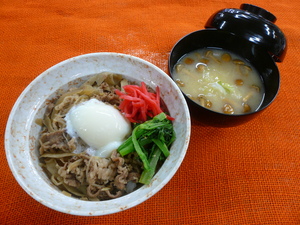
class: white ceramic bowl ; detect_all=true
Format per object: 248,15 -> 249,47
5,53 -> 191,216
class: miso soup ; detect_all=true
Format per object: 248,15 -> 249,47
172,48 -> 265,114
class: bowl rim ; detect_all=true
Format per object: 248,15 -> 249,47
5,52 -> 191,216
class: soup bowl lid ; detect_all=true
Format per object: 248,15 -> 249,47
205,3 -> 287,62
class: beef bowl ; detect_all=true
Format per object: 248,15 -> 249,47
5,52 -> 191,216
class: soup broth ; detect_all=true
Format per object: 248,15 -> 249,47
172,48 -> 265,114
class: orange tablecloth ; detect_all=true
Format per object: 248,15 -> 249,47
1,0 -> 299,224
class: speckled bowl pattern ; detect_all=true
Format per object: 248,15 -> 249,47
5,53 -> 191,216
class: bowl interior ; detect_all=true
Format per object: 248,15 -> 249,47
5,52 -> 191,216
169,29 -> 280,115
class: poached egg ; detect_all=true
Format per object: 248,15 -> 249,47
65,98 -> 131,157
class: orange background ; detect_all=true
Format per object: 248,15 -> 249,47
1,0 -> 300,224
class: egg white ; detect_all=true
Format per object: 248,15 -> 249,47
65,98 -> 131,157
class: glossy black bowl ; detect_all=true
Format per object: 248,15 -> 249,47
168,4 -> 286,127
169,29 -> 280,127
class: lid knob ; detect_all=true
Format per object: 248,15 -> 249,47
240,4 -> 276,23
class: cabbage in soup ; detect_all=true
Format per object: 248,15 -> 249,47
172,48 -> 264,114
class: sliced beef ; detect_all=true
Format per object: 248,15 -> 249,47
39,129 -> 76,154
